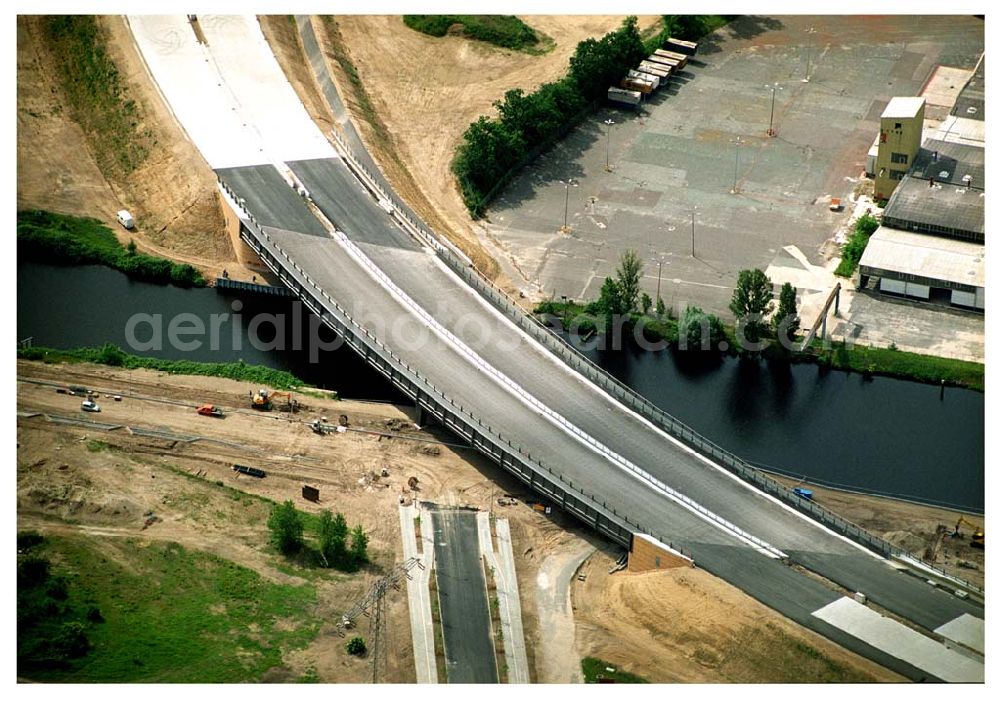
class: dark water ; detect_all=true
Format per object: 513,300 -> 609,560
17,263 -> 399,401
18,263 -> 984,511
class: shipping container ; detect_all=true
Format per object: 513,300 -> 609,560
628,69 -> 660,90
665,37 -> 698,55
653,48 -> 688,69
607,87 -> 642,107
620,77 -> 653,94
646,54 -> 681,70
638,61 -> 671,79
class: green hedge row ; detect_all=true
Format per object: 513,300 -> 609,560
403,15 -> 540,50
18,210 -> 205,287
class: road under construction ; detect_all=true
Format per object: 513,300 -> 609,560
125,15 -> 984,682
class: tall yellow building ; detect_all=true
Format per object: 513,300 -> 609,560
874,96 -> 925,201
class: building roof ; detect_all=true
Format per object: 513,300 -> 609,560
934,115 -> 986,146
951,56 -> 984,122
882,174 -> 985,240
881,96 -> 925,120
860,226 -> 985,288
910,139 -> 985,189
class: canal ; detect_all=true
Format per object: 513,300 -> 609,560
18,263 -> 984,512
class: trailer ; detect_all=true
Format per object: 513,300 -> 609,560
646,54 -> 681,71
653,48 -> 688,69
607,87 -> 642,107
620,77 -> 653,94
665,37 -> 698,56
233,464 -> 266,479
628,69 -> 660,90
638,61 -> 671,80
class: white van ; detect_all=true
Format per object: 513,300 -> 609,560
116,209 -> 135,230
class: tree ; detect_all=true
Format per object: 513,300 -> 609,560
640,292 -> 653,315
679,306 -> 726,351
655,297 -> 666,318
317,510 -> 348,567
772,282 -> 800,347
615,249 -> 643,314
346,636 -> 367,656
729,269 -> 774,347
349,525 -> 369,565
267,500 -> 304,556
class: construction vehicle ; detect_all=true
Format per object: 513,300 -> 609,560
951,517 -> 984,549
250,389 -> 298,412
196,404 -> 224,418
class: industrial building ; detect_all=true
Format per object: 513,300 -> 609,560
859,59 -> 985,311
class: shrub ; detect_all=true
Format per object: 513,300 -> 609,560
346,636 -> 366,656
267,500 -> 304,556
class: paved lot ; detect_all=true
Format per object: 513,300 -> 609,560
487,16 -> 985,320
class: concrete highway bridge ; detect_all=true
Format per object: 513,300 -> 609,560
128,15 -> 984,681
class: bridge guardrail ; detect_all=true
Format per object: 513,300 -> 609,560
320,137 -> 982,595
218,179 -> 713,556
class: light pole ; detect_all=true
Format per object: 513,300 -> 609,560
730,137 -> 742,194
604,118 -> 615,172
691,210 -> 696,258
765,83 -> 782,137
802,27 -> 816,83
655,258 -> 663,302
559,179 -> 577,233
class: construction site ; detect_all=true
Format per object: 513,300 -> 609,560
16,13 -> 985,685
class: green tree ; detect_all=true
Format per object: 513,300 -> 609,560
317,510 -> 348,567
615,249 -> 643,314
267,500 -> 304,556
679,306 -> 726,351
729,269 -> 774,347
349,525 -> 369,565
772,282 -> 800,346
655,297 -> 666,318
640,292 -> 653,315
346,636 -> 366,656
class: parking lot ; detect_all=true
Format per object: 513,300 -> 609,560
487,15 -> 985,322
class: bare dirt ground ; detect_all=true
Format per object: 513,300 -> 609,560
307,15 -> 660,283
571,551 -> 904,683
770,475 -> 985,591
18,359 -> 971,683
17,16 -> 257,282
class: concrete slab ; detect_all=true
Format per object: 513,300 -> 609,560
128,15 -> 259,169
935,613 -> 985,655
398,503 -> 437,683
196,16 -> 336,164
812,597 -> 984,682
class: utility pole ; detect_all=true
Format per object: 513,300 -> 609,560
604,118 -> 615,172
560,179 -> 577,233
765,83 -> 782,137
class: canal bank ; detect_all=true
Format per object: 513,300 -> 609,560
18,262 -> 984,512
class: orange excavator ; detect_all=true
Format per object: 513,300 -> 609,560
951,516 -> 985,549
250,389 -> 297,412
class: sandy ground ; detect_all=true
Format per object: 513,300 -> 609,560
769,475 -> 985,591
312,15 -> 660,283
571,551 -> 904,683
17,16 -> 257,282
17,359 -> 971,683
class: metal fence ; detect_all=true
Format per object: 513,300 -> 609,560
320,136 -> 983,596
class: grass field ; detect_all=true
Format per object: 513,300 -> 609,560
18,210 -> 205,287
581,656 -> 648,683
19,533 -> 320,682
17,344 -> 310,391
403,15 -> 544,52
41,16 -> 154,178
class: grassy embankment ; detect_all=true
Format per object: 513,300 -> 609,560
17,531 -> 320,682
41,15 -> 154,179
834,213 -> 880,278
581,656 -> 648,683
534,301 -> 984,392
18,210 -> 205,287
403,15 -> 549,53
17,344 -> 309,391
